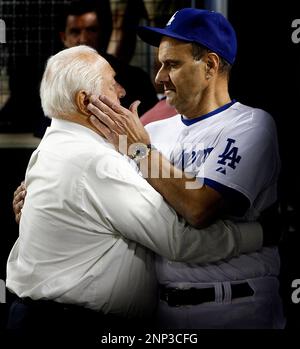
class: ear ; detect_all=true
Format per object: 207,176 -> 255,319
75,90 -> 91,116
205,52 -> 220,79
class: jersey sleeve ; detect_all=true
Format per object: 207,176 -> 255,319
199,116 -> 279,207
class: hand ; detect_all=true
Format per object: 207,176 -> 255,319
12,181 -> 26,224
87,95 -> 151,155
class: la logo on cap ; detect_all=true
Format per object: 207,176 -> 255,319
166,11 -> 178,26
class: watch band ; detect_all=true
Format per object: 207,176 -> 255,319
129,143 -> 156,162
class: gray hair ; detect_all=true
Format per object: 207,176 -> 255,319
40,45 -> 104,119
191,42 -> 232,76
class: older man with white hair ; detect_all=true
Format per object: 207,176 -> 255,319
6,45 -> 263,342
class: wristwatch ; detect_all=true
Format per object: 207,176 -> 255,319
129,143 -> 155,162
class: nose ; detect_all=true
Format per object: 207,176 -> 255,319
78,31 -> 88,45
117,83 -> 126,99
155,66 -> 169,85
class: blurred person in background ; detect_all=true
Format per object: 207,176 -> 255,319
0,0 -> 158,136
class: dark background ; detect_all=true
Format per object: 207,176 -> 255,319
0,0 -> 299,331
227,0 -> 300,328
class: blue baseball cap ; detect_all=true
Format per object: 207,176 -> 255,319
137,8 -> 237,65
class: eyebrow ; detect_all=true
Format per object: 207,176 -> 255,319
160,58 -> 181,65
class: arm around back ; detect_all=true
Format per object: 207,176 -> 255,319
82,151 -> 263,264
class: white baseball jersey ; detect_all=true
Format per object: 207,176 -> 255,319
146,101 -> 281,283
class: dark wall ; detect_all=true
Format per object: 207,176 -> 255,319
0,0 -> 68,133
228,0 -> 300,328
0,148 -> 34,334
0,149 -> 33,278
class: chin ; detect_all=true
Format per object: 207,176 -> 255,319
167,98 -> 181,111
166,96 -> 175,106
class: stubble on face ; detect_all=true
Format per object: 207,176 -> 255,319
157,37 -> 205,118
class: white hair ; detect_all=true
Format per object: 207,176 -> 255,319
40,45 -> 104,119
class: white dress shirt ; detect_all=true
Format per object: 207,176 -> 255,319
6,118 -> 262,319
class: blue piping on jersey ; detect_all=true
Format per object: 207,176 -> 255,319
181,100 -> 237,126
203,177 -> 250,217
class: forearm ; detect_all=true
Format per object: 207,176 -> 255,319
172,220 -> 263,263
139,149 -> 222,227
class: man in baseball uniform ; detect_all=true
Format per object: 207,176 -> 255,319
88,8 -> 285,329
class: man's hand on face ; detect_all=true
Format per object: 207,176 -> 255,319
87,95 -> 151,155
13,181 -> 26,224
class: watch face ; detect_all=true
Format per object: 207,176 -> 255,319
130,143 -> 149,161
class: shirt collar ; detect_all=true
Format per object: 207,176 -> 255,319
180,100 -> 237,126
49,118 -> 113,149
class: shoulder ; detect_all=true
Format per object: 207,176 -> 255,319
145,114 -> 181,132
228,102 -> 278,138
42,126 -> 118,169
87,148 -> 141,183
145,114 -> 182,143
232,102 -> 275,124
